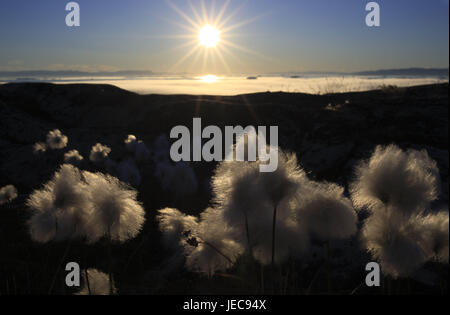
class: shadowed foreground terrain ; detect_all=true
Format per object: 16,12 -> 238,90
0,82 -> 448,294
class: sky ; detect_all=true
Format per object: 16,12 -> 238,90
0,0 -> 448,74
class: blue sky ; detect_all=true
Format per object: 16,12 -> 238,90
0,0 -> 448,73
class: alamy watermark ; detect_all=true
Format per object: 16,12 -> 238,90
65,2 -> 80,27
365,262 -> 381,287
65,262 -> 80,287
366,2 -> 381,27
65,2 -> 380,28
170,118 -> 279,173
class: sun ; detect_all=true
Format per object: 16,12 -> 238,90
198,25 -> 220,48
200,74 -> 218,83
165,0 -> 266,74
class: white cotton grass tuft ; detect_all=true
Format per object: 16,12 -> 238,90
156,207 -> 244,276
33,142 -> 47,154
361,206 -> 431,278
26,164 -> 145,244
350,144 -> 440,215
257,150 -> 305,208
351,145 -> 447,278
82,170 -> 145,243
211,149 -> 311,265
117,158 -> 142,187
0,184 -> 18,205
420,210 -> 449,263
293,181 -> 357,242
75,269 -> 116,295
212,160 -> 263,244
184,208 -> 244,276
26,164 -> 91,243
64,150 -> 84,166
46,129 -> 68,150
250,206 -> 310,265
156,207 -> 199,250
124,135 -> 138,152
89,143 -> 111,164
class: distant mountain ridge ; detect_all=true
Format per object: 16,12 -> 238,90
0,68 -> 448,78
0,70 -> 154,78
353,68 -> 449,77
281,68 -> 449,77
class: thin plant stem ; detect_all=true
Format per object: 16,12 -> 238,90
124,232 -> 149,273
202,240 -> 233,264
85,268 -> 91,295
107,228 -> 114,295
271,204 -> 278,294
244,212 -> 251,251
260,264 -> 265,294
306,261 -> 327,295
326,240 -> 332,294
48,241 -> 71,295
271,205 -> 278,269
284,265 -> 290,295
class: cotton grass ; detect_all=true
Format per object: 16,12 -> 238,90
26,164 -> 145,244
75,269 -> 116,295
33,142 -> 47,154
350,145 -> 439,215
64,150 -> 84,166
293,181 -> 357,242
89,143 -> 111,164
46,129 -> 68,150
351,145 -> 447,278
157,207 -> 244,276
0,184 -> 18,205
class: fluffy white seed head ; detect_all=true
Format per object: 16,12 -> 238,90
46,129 -> 68,150
89,143 -> 111,164
27,164 -> 145,244
156,207 -> 199,250
185,208 -> 244,276
64,150 -> 84,166
0,185 -> 18,205
420,210 -> 449,263
26,164 -> 91,242
361,206 -> 431,278
75,269 -> 116,295
82,171 -> 145,243
250,206 -> 310,265
211,150 -> 310,264
33,142 -> 47,154
257,151 -> 306,208
350,145 -> 439,215
293,181 -> 357,242
124,135 -> 137,152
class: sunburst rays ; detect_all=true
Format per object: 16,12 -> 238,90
165,0 -> 267,75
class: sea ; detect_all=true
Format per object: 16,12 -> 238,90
0,74 -> 448,96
